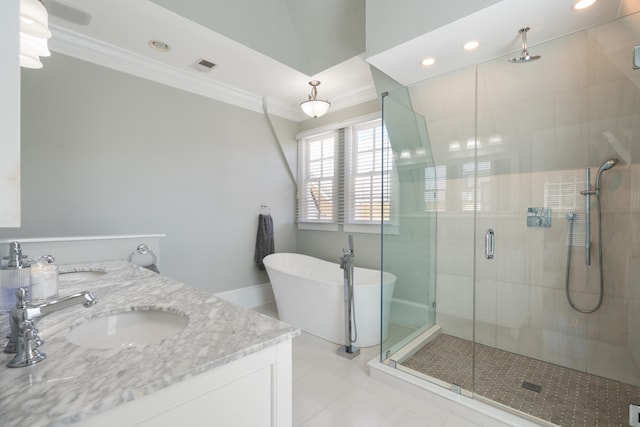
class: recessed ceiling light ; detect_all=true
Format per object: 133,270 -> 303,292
573,0 -> 596,10
463,40 -> 480,51
421,57 -> 436,67
149,40 -> 170,52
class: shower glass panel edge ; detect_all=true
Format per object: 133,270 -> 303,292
380,89 -> 437,364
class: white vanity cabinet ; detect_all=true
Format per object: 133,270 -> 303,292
0,2 -> 21,227
0,261 -> 298,427
77,340 -> 293,427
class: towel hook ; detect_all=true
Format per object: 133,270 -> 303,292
260,204 -> 271,215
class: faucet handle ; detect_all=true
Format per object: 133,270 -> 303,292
8,319 -> 46,368
3,288 -> 28,354
15,287 -> 28,308
31,324 -> 44,347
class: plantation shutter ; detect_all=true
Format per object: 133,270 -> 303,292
297,131 -> 338,223
345,120 -> 392,223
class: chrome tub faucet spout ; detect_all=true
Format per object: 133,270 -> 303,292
4,287 -> 98,367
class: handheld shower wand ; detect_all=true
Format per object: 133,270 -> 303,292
569,158 -> 618,313
595,159 -> 618,193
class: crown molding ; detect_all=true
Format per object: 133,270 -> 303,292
48,25 -> 303,121
330,79 -> 378,110
47,25 -> 376,122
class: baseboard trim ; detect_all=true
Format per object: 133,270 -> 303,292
215,283 -> 274,308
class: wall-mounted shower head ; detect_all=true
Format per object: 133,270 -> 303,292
508,27 -> 541,63
595,158 -> 618,191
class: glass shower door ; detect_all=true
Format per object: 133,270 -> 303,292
471,13 -> 640,425
380,90 -> 437,362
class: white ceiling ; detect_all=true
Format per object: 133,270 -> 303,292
41,0 -> 637,122
368,0 -> 636,86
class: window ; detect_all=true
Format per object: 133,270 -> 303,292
297,131 -> 337,223
345,120 -> 393,223
297,117 -> 393,230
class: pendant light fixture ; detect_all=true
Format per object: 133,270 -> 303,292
20,0 -> 52,69
300,80 -> 330,118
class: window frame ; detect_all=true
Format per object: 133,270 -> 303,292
296,113 -> 394,233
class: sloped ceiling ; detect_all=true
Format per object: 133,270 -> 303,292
150,0 -> 365,76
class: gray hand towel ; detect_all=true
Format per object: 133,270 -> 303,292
254,213 -> 275,270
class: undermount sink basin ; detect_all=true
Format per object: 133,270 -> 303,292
67,310 -> 189,350
59,269 -> 107,282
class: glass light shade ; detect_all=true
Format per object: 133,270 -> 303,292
21,32 -> 50,57
20,52 -> 43,69
300,99 -> 331,118
20,0 -> 52,38
20,0 -> 52,69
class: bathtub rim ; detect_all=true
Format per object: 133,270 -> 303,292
263,252 -> 396,289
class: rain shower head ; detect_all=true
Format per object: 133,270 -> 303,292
595,158 -> 618,191
508,27 -> 541,63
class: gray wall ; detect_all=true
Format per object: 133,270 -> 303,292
0,53 -> 297,293
0,1 -> 20,227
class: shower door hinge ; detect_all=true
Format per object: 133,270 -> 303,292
389,359 -> 397,369
432,301 -> 437,309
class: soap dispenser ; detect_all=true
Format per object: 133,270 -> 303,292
0,242 -> 32,312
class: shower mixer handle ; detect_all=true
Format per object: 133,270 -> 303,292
340,235 -> 354,270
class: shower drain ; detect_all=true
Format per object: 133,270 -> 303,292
522,381 -> 543,393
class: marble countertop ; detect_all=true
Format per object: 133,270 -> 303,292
0,261 -> 299,427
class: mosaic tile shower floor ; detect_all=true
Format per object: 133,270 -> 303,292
402,334 -> 640,426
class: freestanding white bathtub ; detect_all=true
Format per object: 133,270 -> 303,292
263,253 -> 396,347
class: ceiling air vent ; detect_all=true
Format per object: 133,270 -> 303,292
191,59 -> 217,73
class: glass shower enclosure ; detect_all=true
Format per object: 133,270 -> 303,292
380,11 -> 640,426
380,88 -> 438,362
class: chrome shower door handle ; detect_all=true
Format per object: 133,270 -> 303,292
485,228 -> 495,260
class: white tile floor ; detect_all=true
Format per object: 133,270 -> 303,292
253,303 -> 537,427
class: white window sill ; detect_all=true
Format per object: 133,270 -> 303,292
297,222 -> 339,232
297,222 -> 399,235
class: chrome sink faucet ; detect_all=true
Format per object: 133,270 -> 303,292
4,287 -> 98,368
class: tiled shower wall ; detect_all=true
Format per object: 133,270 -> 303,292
407,14 -> 640,386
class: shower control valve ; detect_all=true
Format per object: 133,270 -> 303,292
527,207 -> 551,228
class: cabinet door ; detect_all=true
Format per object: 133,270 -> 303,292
0,1 -> 21,227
